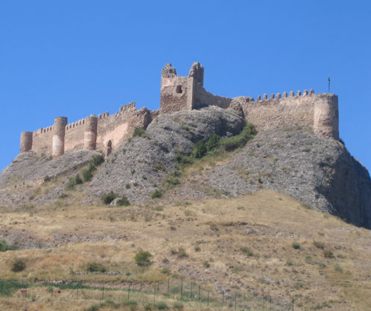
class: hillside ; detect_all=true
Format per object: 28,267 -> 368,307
0,191 -> 371,310
1,106 -> 371,310
1,107 -> 370,228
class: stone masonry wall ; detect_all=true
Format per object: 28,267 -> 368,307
231,92 -> 338,138
20,62 -> 340,158
27,103 -> 151,156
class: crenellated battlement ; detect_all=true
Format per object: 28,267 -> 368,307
253,89 -> 315,103
23,103 -> 152,157
20,62 -> 340,158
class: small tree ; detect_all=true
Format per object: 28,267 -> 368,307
135,250 -> 153,267
11,259 -> 26,272
101,191 -> 118,205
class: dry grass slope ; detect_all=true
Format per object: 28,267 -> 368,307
0,190 -> 370,310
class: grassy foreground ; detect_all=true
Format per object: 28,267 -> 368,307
0,190 -> 370,310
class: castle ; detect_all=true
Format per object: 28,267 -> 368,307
20,62 -> 339,157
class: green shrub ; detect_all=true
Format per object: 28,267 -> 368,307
11,259 -> 26,272
86,262 -> 107,273
151,189 -> 163,199
155,302 -> 168,310
66,174 -> 83,190
134,250 -> 153,267
133,127 -> 146,137
0,280 -> 27,296
166,175 -> 180,186
240,247 -> 254,257
292,242 -> 301,250
101,191 -> 118,205
115,196 -> 130,207
219,124 -> 256,151
0,240 -> 16,252
173,302 -> 184,310
205,133 -> 220,151
177,247 -> 188,258
324,250 -> 335,258
86,305 -> 100,311
192,141 -> 207,158
81,167 -> 94,182
91,154 -> 104,166
175,154 -> 193,165
144,304 -> 153,311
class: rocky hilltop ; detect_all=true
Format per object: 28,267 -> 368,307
1,106 -> 371,229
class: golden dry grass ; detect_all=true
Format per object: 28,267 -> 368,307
0,190 -> 371,310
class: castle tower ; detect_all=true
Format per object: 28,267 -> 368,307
313,94 -> 339,139
188,62 -> 204,86
160,63 -> 196,113
20,131 -> 33,152
52,117 -> 67,157
84,115 -> 98,150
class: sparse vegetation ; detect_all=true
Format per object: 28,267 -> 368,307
66,154 -> 105,189
0,191 -> 369,310
11,259 -> 26,272
240,247 -> 254,257
171,247 -> 188,258
151,189 -> 163,199
173,302 -> 184,310
0,280 -> 27,296
0,240 -> 17,252
324,249 -> 335,258
292,242 -> 302,250
155,301 -> 168,310
219,123 -> 256,151
101,191 -> 119,205
313,240 -> 325,249
66,174 -> 83,190
134,250 -> 153,267
81,165 -> 94,182
91,154 -> 105,166
133,127 -> 146,138
114,196 -> 130,206
86,262 -> 107,273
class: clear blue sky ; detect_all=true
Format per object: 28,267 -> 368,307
1,1 -> 370,172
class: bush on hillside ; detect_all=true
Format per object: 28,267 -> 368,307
134,250 -> 153,267
101,191 -> 119,205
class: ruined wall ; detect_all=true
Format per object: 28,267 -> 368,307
231,91 -> 339,139
94,105 -> 151,154
160,71 -> 194,113
24,103 -> 151,157
20,62 -> 340,158
193,83 -> 232,109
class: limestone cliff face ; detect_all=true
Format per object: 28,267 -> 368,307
167,127 -> 371,228
0,107 -> 370,229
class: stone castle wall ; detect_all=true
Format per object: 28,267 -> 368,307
232,92 -> 338,139
20,62 -> 340,158
23,103 -> 151,157
159,63 -> 339,140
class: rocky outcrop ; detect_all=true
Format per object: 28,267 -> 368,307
88,106 -> 245,203
168,127 -> 371,228
0,150 -> 100,207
